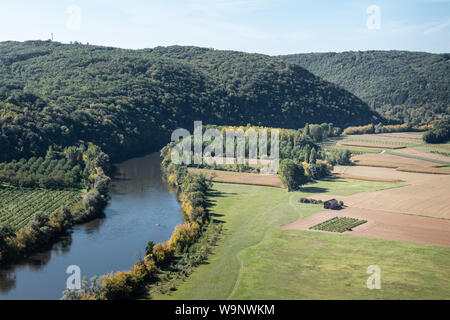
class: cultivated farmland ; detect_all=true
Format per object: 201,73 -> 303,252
188,168 -> 283,188
309,216 -> 367,233
0,187 -> 81,231
154,182 -> 450,300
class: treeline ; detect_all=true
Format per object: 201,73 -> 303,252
281,51 -> 450,125
0,209 -> 72,264
342,123 -> 428,135
172,124 -> 351,185
180,123 -> 342,175
0,41 -> 383,163
0,143 -> 110,189
423,117 -> 450,144
62,147 -> 214,300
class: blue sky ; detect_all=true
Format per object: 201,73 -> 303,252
0,0 -> 449,54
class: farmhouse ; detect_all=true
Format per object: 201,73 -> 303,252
324,199 -> 339,209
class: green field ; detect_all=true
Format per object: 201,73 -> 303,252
153,180 -> 449,300
0,186 -> 82,231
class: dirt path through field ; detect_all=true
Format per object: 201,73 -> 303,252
283,207 -> 450,247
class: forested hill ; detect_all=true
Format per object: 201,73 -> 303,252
0,41 -> 382,162
280,51 -> 450,125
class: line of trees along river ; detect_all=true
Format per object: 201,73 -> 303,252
0,153 -> 182,300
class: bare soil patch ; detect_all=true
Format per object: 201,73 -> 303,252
352,153 -> 450,174
283,207 -> 450,247
334,173 -> 403,183
374,133 -> 423,141
341,142 -> 406,149
188,168 -> 283,188
393,148 -> 450,163
332,166 -> 450,219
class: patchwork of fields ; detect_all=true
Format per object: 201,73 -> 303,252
0,187 -> 81,231
153,182 -> 450,300
154,132 -> 450,300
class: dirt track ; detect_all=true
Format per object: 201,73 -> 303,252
282,207 -> 450,247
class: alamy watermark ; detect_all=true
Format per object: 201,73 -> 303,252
171,121 -> 280,174
366,5 -> 381,30
66,5 -> 81,30
66,265 -> 81,290
366,265 -> 381,289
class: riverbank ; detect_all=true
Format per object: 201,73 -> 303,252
0,153 -> 182,299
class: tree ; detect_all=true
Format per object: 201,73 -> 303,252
0,224 -> 14,248
423,117 -> 450,144
309,124 -> 323,142
278,159 -> 308,192
145,241 -> 155,256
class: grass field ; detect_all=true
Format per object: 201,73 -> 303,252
152,180 -> 449,300
0,186 -> 81,231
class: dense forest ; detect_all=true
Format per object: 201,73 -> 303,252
280,51 -> 449,124
0,41 -> 383,163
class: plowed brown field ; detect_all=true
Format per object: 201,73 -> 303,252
332,166 -> 450,219
282,207 -> 450,247
188,168 -> 283,188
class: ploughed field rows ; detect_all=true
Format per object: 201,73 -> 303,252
373,133 -> 424,141
322,145 -> 381,154
413,142 -> 450,157
0,187 -> 81,231
321,133 -> 426,154
332,165 -> 450,219
341,142 -> 406,149
343,133 -> 423,144
335,134 -> 424,148
283,207 -> 450,247
325,133 -> 450,166
351,153 -> 450,174
187,168 -> 282,188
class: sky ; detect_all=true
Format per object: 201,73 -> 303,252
0,0 -> 449,55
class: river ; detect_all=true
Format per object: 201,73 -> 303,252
0,153 -> 183,300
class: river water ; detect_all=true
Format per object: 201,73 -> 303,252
0,153 -> 183,300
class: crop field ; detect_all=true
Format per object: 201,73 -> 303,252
0,187 -> 81,231
154,182 -> 450,300
322,145 -> 382,154
332,165 -> 450,219
188,168 -> 283,188
341,142 -> 407,149
352,153 -> 450,174
309,216 -> 367,233
412,142 -> 450,157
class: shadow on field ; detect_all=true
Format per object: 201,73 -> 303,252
301,186 -> 329,193
207,189 -> 235,224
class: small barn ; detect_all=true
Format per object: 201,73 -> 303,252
324,199 -> 339,209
